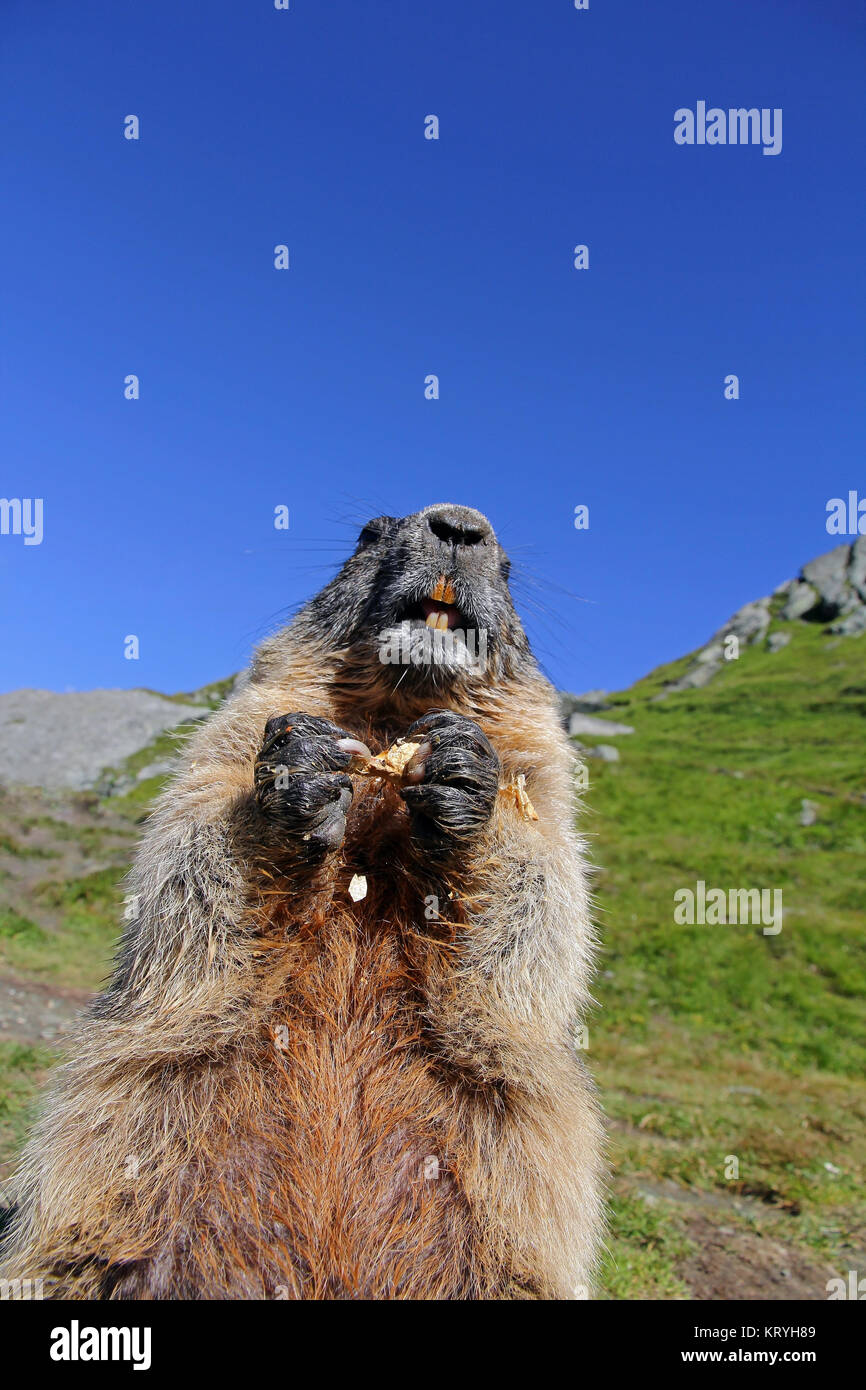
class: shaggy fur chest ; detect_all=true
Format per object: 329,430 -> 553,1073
252,911 -> 496,1298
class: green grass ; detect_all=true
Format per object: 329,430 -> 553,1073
0,1041 -> 56,1184
107,727 -> 190,784
107,773 -> 174,816
96,722 -> 198,815
11,816 -> 129,858
599,1190 -> 694,1299
0,832 -> 58,859
0,868 -> 125,991
586,619 -> 866,1293
0,909 -> 48,945
140,676 -> 236,709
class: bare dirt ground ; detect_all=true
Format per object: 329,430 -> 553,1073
0,975 -> 91,1045
680,1216 -> 836,1300
0,784 -> 131,1034
620,1175 -> 850,1300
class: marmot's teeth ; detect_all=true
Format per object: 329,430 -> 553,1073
431,575 -> 457,604
425,611 -> 450,631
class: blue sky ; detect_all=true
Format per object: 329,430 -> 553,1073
1,0 -> 863,697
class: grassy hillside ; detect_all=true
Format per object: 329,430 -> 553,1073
0,634 -> 863,1298
584,616 -> 866,1297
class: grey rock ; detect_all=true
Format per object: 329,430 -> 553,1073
780,581 -> 818,621
802,544 -> 858,614
849,535 -> 866,602
779,541 -> 866,623
559,689 -> 611,719
587,744 -> 620,762
660,540 -> 866,699
715,597 -> 772,647
654,662 -> 721,698
0,689 -> 204,791
829,607 -> 866,637
688,662 -> 723,687
658,598 -> 772,698
799,799 -> 819,827
94,773 -> 134,798
692,641 -> 725,668
135,759 -> 176,783
184,687 -> 218,707
567,713 -> 634,738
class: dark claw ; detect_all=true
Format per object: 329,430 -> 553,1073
254,713 -> 358,855
400,709 -> 499,848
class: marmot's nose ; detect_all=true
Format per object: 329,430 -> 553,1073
422,504 -> 494,548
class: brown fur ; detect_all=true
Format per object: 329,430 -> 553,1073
0,620 -> 604,1299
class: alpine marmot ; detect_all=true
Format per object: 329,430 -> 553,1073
0,502 -> 603,1299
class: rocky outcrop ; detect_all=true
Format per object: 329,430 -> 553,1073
657,538 -> 866,698
566,712 -> 635,738
777,540 -> 866,627
559,690 -> 611,719
657,598 -> 772,697
585,744 -> 620,762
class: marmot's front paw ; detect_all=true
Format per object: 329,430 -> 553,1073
254,713 -> 363,854
399,709 -> 500,850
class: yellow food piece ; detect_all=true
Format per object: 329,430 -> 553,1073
356,738 -> 539,824
359,738 -> 424,784
499,773 -> 539,822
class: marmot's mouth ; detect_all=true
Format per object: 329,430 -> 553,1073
397,598 -> 466,632
421,598 -> 462,631
397,575 -> 469,633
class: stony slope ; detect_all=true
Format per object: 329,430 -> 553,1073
0,688 -> 217,792
655,537 -> 866,696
